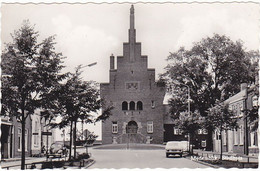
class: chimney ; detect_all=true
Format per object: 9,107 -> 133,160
240,83 -> 248,91
110,54 -> 115,70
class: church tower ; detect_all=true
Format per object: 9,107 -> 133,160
100,5 -> 165,144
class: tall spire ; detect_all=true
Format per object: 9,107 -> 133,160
129,4 -> 136,44
130,4 -> 135,30
129,5 -> 136,62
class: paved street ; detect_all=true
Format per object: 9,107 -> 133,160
88,145 -> 209,169
0,145 -> 209,169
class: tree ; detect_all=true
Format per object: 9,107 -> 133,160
205,101 -> 237,160
162,34 -> 259,150
1,20 -> 66,169
173,111 -> 203,154
48,65 -> 113,160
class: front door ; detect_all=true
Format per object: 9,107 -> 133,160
126,121 -> 138,143
126,121 -> 138,134
1,124 -> 10,158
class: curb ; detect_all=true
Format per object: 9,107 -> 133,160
191,159 -> 220,168
185,156 -> 220,168
85,159 -> 95,168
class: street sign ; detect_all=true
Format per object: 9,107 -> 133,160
42,132 -> 52,136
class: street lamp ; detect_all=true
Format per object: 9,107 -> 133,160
77,62 -> 97,150
81,62 -> 97,68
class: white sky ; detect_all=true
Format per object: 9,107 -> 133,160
1,1 -> 259,140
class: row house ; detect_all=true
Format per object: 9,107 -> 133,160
1,115 -> 32,159
1,110 -> 56,159
213,83 -> 259,155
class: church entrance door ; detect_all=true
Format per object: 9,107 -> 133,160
126,121 -> 138,134
126,121 -> 138,144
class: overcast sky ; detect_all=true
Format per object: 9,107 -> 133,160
1,2 -> 259,139
2,3 -> 259,82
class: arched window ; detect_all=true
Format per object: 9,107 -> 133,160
137,101 -> 143,110
130,101 -> 135,110
122,101 -> 128,110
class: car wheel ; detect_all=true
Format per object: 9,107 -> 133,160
166,154 -> 169,158
180,154 -> 182,157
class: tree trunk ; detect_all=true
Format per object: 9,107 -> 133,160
21,110 -> 25,170
73,120 -> 77,159
69,120 -> 73,161
220,128 -> 223,160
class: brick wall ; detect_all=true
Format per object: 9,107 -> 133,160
101,31 -> 165,145
12,116 -> 32,157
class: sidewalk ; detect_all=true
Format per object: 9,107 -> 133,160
0,157 -> 47,169
193,149 -> 258,163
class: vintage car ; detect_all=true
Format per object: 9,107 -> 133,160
165,141 -> 189,157
49,142 -> 68,157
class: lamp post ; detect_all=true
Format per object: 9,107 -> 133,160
80,62 -> 97,140
172,81 -> 191,153
75,62 -> 97,152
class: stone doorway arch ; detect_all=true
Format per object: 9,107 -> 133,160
126,121 -> 138,134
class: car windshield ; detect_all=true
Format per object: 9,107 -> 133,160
166,142 -> 181,148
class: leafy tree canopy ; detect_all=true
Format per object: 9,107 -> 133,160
162,34 -> 259,117
204,101 -> 238,131
1,20 -> 66,120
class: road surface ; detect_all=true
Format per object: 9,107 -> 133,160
88,145 -> 209,169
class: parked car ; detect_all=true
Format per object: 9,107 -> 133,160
49,142 -> 68,156
165,141 -> 189,158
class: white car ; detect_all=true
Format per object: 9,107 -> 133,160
165,141 -> 189,158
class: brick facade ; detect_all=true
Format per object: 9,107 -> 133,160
12,116 -> 32,158
213,83 -> 259,155
247,84 -> 259,155
100,5 -> 165,144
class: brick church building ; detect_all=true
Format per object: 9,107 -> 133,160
100,5 -> 166,144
